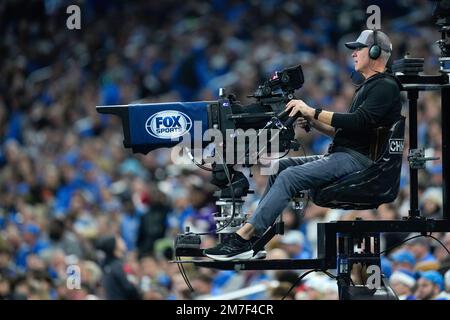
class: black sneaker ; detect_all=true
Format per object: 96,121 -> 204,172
250,236 -> 267,260
204,233 -> 253,261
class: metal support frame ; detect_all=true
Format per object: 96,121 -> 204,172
397,74 -> 450,220
442,87 -> 450,220
407,89 -> 421,218
176,219 -> 450,272
335,232 -> 382,299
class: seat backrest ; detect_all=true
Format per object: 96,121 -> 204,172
372,116 -> 406,164
312,116 -> 406,210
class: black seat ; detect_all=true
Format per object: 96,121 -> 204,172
311,116 -> 406,210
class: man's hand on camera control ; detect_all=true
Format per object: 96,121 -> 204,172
287,99 -> 336,137
296,117 -> 310,129
286,99 -> 334,127
295,116 -> 336,138
285,99 -> 314,120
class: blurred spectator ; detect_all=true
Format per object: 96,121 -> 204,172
434,233 -> 450,262
47,218 -> 83,258
420,187 -> 443,219
295,274 -> 337,300
278,230 -> 311,259
139,254 -> 171,292
415,260 -> 440,272
414,271 -> 446,300
389,269 -> 416,300
142,285 -> 169,300
96,235 -> 141,300
390,250 -> 416,272
14,224 -> 49,271
191,274 -> 213,298
0,241 -> 16,279
269,282 -> 295,300
136,191 -> 170,258
407,236 -> 437,263
444,269 -> 450,299
0,273 -> 12,299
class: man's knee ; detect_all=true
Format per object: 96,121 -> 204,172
269,157 -> 309,182
275,167 -> 300,188
275,158 -> 293,174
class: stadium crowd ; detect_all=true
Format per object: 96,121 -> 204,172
0,0 -> 449,300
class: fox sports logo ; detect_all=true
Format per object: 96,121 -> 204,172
145,110 -> 192,139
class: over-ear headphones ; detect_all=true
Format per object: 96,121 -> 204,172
369,29 -> 381,60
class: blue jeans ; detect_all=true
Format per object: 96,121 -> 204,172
248,152 -> 370,236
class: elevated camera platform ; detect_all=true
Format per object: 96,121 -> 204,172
174,219 -> 450,271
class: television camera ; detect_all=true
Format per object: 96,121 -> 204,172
97,64 -> 309,238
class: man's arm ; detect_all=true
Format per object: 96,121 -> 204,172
313,119 -> 335,137
297,117 -> 336,138
288,101 -> 335,127
330,82 -> 398,131
286,81 -> 399,131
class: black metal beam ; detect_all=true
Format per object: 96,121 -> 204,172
317,222 -> 338,268
175,248 -> 204,257
174,258 -> 327,271
442,87 -> 450,220
316,219 -> 450,271
406,90 -> 421,218
396,73 -> 450,222
322,219 -> 450,233
396,74 -> 448,86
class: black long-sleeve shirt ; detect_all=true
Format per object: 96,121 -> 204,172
330,73 -> 403,157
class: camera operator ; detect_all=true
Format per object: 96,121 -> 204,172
205,29 -> 403,261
